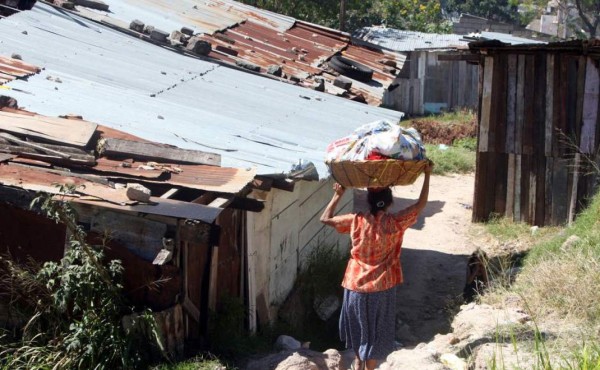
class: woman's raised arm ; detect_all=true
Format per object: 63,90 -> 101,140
320,183 -> 346,226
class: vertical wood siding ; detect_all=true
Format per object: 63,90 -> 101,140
474,50 -> 600,226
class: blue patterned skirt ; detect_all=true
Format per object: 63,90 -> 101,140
339,286 -> 398,361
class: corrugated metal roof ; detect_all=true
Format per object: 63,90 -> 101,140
468,38 -> 600,56
62,0 -> 404,105
199,20 -> 404,104
0,55 -> 41,85
465,31 -> 547,45
354,27 -> 545,52
73,0 -> 295,35
354,27 -> 469,51
0,4 -> 404,178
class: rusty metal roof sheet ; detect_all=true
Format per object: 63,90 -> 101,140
94,158 -> 256,194
0,55 -> 41,85
201,21 -> 405,104
73,0 -> 295,35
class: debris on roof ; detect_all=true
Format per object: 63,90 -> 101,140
38,0 -> 404,106
0,107 -> 259,219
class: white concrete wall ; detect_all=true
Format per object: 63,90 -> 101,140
247,177 -> 352,321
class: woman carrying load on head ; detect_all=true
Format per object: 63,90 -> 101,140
320,162 -> 433,370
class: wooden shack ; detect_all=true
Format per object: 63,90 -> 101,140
470,39 -> 600,226
384,50 -> 480,115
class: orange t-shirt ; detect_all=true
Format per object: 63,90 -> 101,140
329,209 -> 418,293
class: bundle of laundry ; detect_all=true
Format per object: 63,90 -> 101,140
325,120 -> 429,188
325,120 -> 426,162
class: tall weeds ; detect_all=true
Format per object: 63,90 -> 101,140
0,188 -> 161,369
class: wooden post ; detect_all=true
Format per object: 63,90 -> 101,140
479,57 -> 494,152
208,246 -> 219,312
246,213 -> 257,334
339,0 -> 346,31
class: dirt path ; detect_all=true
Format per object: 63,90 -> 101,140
395,172 -> 477,345
345,173 -> 478,368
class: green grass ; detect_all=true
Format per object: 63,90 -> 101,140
425,143 -> 476,175
481,190 -> 600,369
414,109 -> 476,126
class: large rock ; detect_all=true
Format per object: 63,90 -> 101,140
275,335 -> 302,351
129,19 -> 145,33
378,347 -> 446,370
126,183 -> 151,203
246,348 -> 342,370
186,37 -> 211,56
471,343 -> 536,370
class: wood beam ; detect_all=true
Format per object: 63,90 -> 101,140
100,138 -> 221,166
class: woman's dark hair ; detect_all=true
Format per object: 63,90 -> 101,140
367,187 -> 393,215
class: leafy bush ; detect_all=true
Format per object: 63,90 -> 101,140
0,189 -> 161,369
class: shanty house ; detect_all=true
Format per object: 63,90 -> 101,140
355,27 -> 545,116
0,2 -> 405,349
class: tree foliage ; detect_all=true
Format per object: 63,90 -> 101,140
520,0 -> 599,38
443,0 -> 521,24
239,0 -> 452,34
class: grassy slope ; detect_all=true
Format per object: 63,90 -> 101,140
481,190 -> 600,367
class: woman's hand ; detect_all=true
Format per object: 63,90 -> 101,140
424,160 -> 434,175
333,183 -> 346,196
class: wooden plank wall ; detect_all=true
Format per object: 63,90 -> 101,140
384,51 -> 479,115
474,52 -> 600,226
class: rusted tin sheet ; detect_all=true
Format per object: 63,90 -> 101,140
0,164 -> 135,205
342,44 -> 403,85
168,163 -> 256,193
94,158 -> 168,179
0,56 -> 42,81
202,21 -> 402,105
94,158 -> 255,193
0,56 -> 41,74
0,72 -> 16,85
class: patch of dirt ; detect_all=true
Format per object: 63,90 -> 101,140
409,119 -> 476,145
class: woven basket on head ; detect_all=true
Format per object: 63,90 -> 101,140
326,159 -> 429,188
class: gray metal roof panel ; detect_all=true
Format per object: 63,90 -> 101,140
477,31 -> 546,45
0,4 -> 403,178
354,27 -> 469,51
76,0 -> 296,35
355,27 -> 545,52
